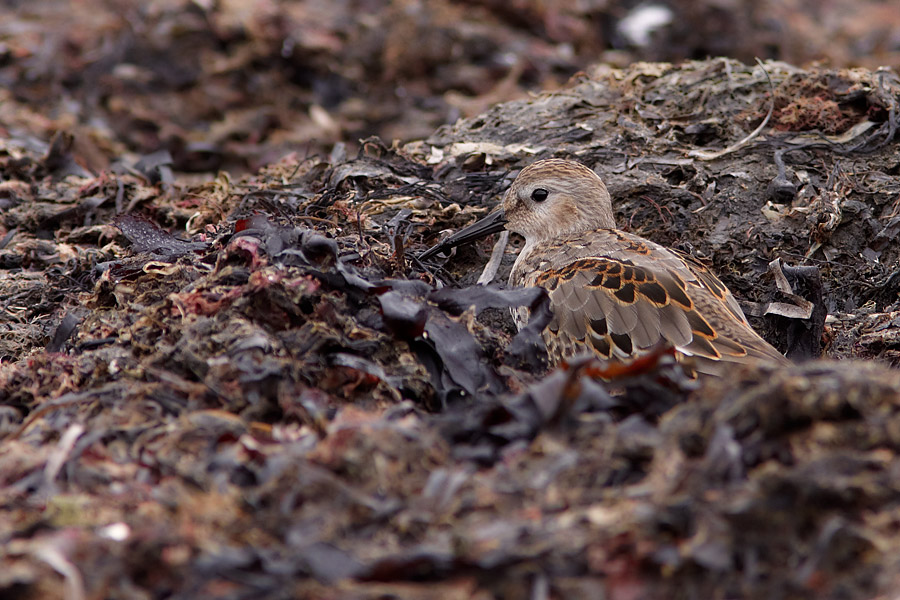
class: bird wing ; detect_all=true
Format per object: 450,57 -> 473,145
670,248 -> 750,326
516,229 -> 787,368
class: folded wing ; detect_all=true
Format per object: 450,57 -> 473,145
516,230 -> 788,371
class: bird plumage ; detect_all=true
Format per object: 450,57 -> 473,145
422,158 -> 789,374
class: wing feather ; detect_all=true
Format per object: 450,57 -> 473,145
515,228 -> 789,370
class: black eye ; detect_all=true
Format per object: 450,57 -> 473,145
531,188 -> 549,202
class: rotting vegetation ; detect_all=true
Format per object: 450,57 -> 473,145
3,39 -> 900,600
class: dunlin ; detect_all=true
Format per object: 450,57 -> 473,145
421,159 -> 789,374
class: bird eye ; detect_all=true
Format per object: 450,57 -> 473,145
531,188 -> 549,202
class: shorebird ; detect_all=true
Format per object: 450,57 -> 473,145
420,159 -> 789,374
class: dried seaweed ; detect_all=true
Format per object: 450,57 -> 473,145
2,21 -> 900,599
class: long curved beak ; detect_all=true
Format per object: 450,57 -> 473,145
419,209 -> 508,260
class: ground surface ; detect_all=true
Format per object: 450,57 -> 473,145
3,3 -> 900,600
